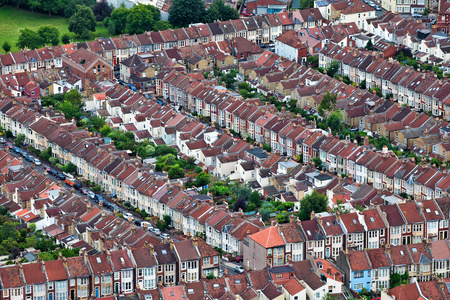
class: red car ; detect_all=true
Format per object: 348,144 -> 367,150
6,142 -> 14,149
236,255 -> 243,262
241,10 -> 251,17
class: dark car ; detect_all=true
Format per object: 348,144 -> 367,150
56,173 -> 66,180
134,220 -> 142,227
103,201 -> 112,209
73,182 -> 82,190
94,194 -> 104,202
26,155 -> 34,162
236,255 -> 243,262
48,169 -> 58,176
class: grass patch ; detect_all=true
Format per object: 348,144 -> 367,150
0,5 -> 110,53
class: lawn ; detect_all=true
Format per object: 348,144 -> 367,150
0,5 -> 110,53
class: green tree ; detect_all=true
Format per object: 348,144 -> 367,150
14,134 -> 25,146
231,183 -> 251,201
126,4 -> 155,35
326,110 -> 344,136
204,0 -> 239,23
2,41 -> 11,53
37,26 -> 60,46
299,0 -> 314,8
297,191 -> 328,221
109,7 -> 129,34
16,28 -> 42,50
63,0 -> 96,18
89,116 -> 106,132
69,5 -> 97,38
61,33 -> 70,44
249,191 -> 262,208
168,165 -> 184,179
194,172 -> 211,187
153,20 -> 172,31
169,0 -> 205,28
163,214 -> 172,228
318,91 -> 337,114
430,157 -> 443,168
390,273 -> 401,288
40,0 -> 63,16
40,147 -> 52,161
359,79 -> 366,89
311,157 -> 323,170
58,101 -> 81,120
365,39 -> 374,50
326,60 -> 340,78
64,89 -> 82,106
28,223 -> 36,233
62,162 -> 77,174
5,130 -> 13,138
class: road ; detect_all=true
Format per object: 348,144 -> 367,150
220,259 -> 243,276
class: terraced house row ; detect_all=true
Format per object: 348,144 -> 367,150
0,8 -> 329,76
0,241 -> 221,300
319,43 -> 450,118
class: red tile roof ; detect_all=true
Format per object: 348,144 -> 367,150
249,226 -> 285,248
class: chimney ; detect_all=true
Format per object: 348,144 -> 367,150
310,210 -> 315,220
327,267 -> 332,275
192,236 -> 199,248
116,219 -> 121,227
336,211 -> 340,223
318,215 -> 323,227
289,214 -> 296,223
417,201 -> 423,215
87,202 -> 92,213
131,225 -> 136,234
385,243 -> 391,255
149,244 -> 155,255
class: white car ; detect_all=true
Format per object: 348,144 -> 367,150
161,233 -> 170,239
234,266 -> 245,274
34,158 -> 41,166
153,228 -> 161,236
87,191 -> 95,199
123,213 -> 134,221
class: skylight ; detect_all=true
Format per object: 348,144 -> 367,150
352,219 -> 357,225
426,208 -> 431,213
213,284 -> 220,288
400,250 -> 404,255
96,257 -> 102,263
188,289 -> 194,294
235,279 -> 241,284
370,217 -> 375,222
307,230 -> 311,236
412,247 -> 417,253
162,249 -> 167,255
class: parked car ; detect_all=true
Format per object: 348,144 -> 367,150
34,158 -> 41,166
103,201 -> 112,209
123,213 -> 134,221
153,228 -> 161,236
0,137 -> 5,143
87,191 -> 95,199
80,187 -> 89,194
6,142 -> 14,149
94,194 -> 104,202
44,165 -> 51,172
134,220 -> 142,227
235,255 -> 243,263
161,233 -> 170,239
13,147 -> 20,153
26,155 -> 34,162
73,182 -> 82,190
234,266 -> 245,274
56,173 -> 66,180
48,169 -> 58,176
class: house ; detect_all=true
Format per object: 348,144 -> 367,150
340,0 -> 376,31
243,225 -> 286,270
62,48 -> 113,91
336,249 -> 372,292
110,249 -> 134,295
275,30 -> 308,63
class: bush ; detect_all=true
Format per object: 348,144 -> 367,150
262,143 -> 271,152
92,184 -> 102,192
48,157 -> 59,165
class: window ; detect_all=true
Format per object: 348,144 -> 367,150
354,271 -> 364,278
70,279 -> 75,286
48,282 -> 54,290
182,262 -> 186,270
214,256 -> 218,264
354,283 -> 364,290
102,286 -> 111,296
